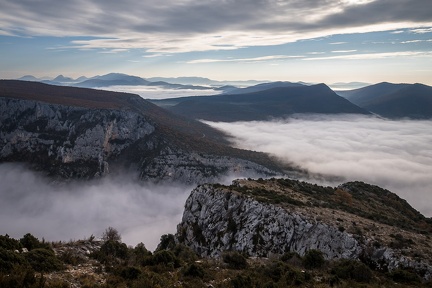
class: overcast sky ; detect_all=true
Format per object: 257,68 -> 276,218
1,0 -> 432,84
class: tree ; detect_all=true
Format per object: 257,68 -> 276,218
102,227 -> 121,242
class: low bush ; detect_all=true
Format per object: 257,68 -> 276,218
24,248 -> 64,272
222,251 -> 248,269
303,249 -> 325,269
331,259 -> 373,283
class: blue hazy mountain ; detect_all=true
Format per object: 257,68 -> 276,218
152,83 -> 370,122
221,81 -> 305,94
337,82 -> 432,119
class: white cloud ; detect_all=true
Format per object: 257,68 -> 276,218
187,55 -> 302,64
303,51 -> 432,60
205,115 -> 432,217
331,50 -> 358,53
401,39 -> 432,44
410,27 -> 432,33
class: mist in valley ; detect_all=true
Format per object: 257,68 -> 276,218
0,164 -> 194,250
206,114 -> 432,217
98,85 -> 219,99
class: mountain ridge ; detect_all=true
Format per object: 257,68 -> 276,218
0,80 -> 298,182
152,83 -> 370,122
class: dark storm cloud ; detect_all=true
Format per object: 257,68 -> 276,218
1,0 -> 431,52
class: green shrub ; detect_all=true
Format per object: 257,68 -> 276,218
303,249 -> 325,269
95,240 -> 128,264
231,274 -> 252,288
331,259 -> 373,283
390,268 -> 421,284
182,263 -> 205,278
172,244 -> 198,264
0,266 -> 40,288
0,235 -> 21,250
24,248 -> 64,272
129,242 -> 152,266
119,266 -> 141,280
0,248 -> 26,273
151,250 -> 180,268
156,234 -> 176,251
20,233 -> 50,251
222,251 -> 248,269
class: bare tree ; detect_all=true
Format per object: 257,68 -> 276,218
102,226 -> 121,242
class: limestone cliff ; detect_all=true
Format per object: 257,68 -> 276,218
0,80 -> 288,183
176,179 -> 432,280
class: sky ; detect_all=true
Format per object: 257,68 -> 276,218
1,0 -> 432,85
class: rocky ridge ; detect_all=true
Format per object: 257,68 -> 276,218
0,81 -> 282,183
176,178 -> 432,280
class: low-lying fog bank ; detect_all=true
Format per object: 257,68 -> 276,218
206,114 -> 432,217
98,85 -> 219,99
0,164 -> 193,250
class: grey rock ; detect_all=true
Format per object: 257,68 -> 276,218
0,97 -> 277,183
176,184 -> 432,280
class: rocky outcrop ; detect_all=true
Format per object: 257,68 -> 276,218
177,184 -> 362,259
176,182 -> 432,280
0,97 -> 276,182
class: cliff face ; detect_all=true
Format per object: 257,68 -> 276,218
0,97 -> 275,183
176,180 -> 432,280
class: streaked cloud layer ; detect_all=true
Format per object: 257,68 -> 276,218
206,115 -> 432,217
1,0 -> 431,52
1,0 -> 432,83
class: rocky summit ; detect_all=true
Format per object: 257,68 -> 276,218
176,178 -> 432,280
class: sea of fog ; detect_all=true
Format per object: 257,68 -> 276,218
0,165 -> 193,250
205,114 -> 432,217
1,84 -> 431,250
98,85 -> 219,99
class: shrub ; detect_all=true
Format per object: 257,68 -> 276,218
24,248 -> 63,272
0,235 -> 21,250
129,242 -> 152,266
0,248 -> 26,273
182,263 -> 205,278
331,259 -> 373,283
172,244 -> 198,264
155,234 -> 176,251
119,266 -> 141,280
151,250 -> 180,268
231,274 -> 252,288
95,240 -> 128,264
0,265 -> 39,288
20,233 -> 49,251
222,251 -> 248,269
390,268 -> 421,284
303,249 -> 325,269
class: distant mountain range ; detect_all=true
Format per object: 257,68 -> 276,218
151,83 -> 370,122
13,73 -> 432,119
337,82 -> 432,119
16,73 -> 221,92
